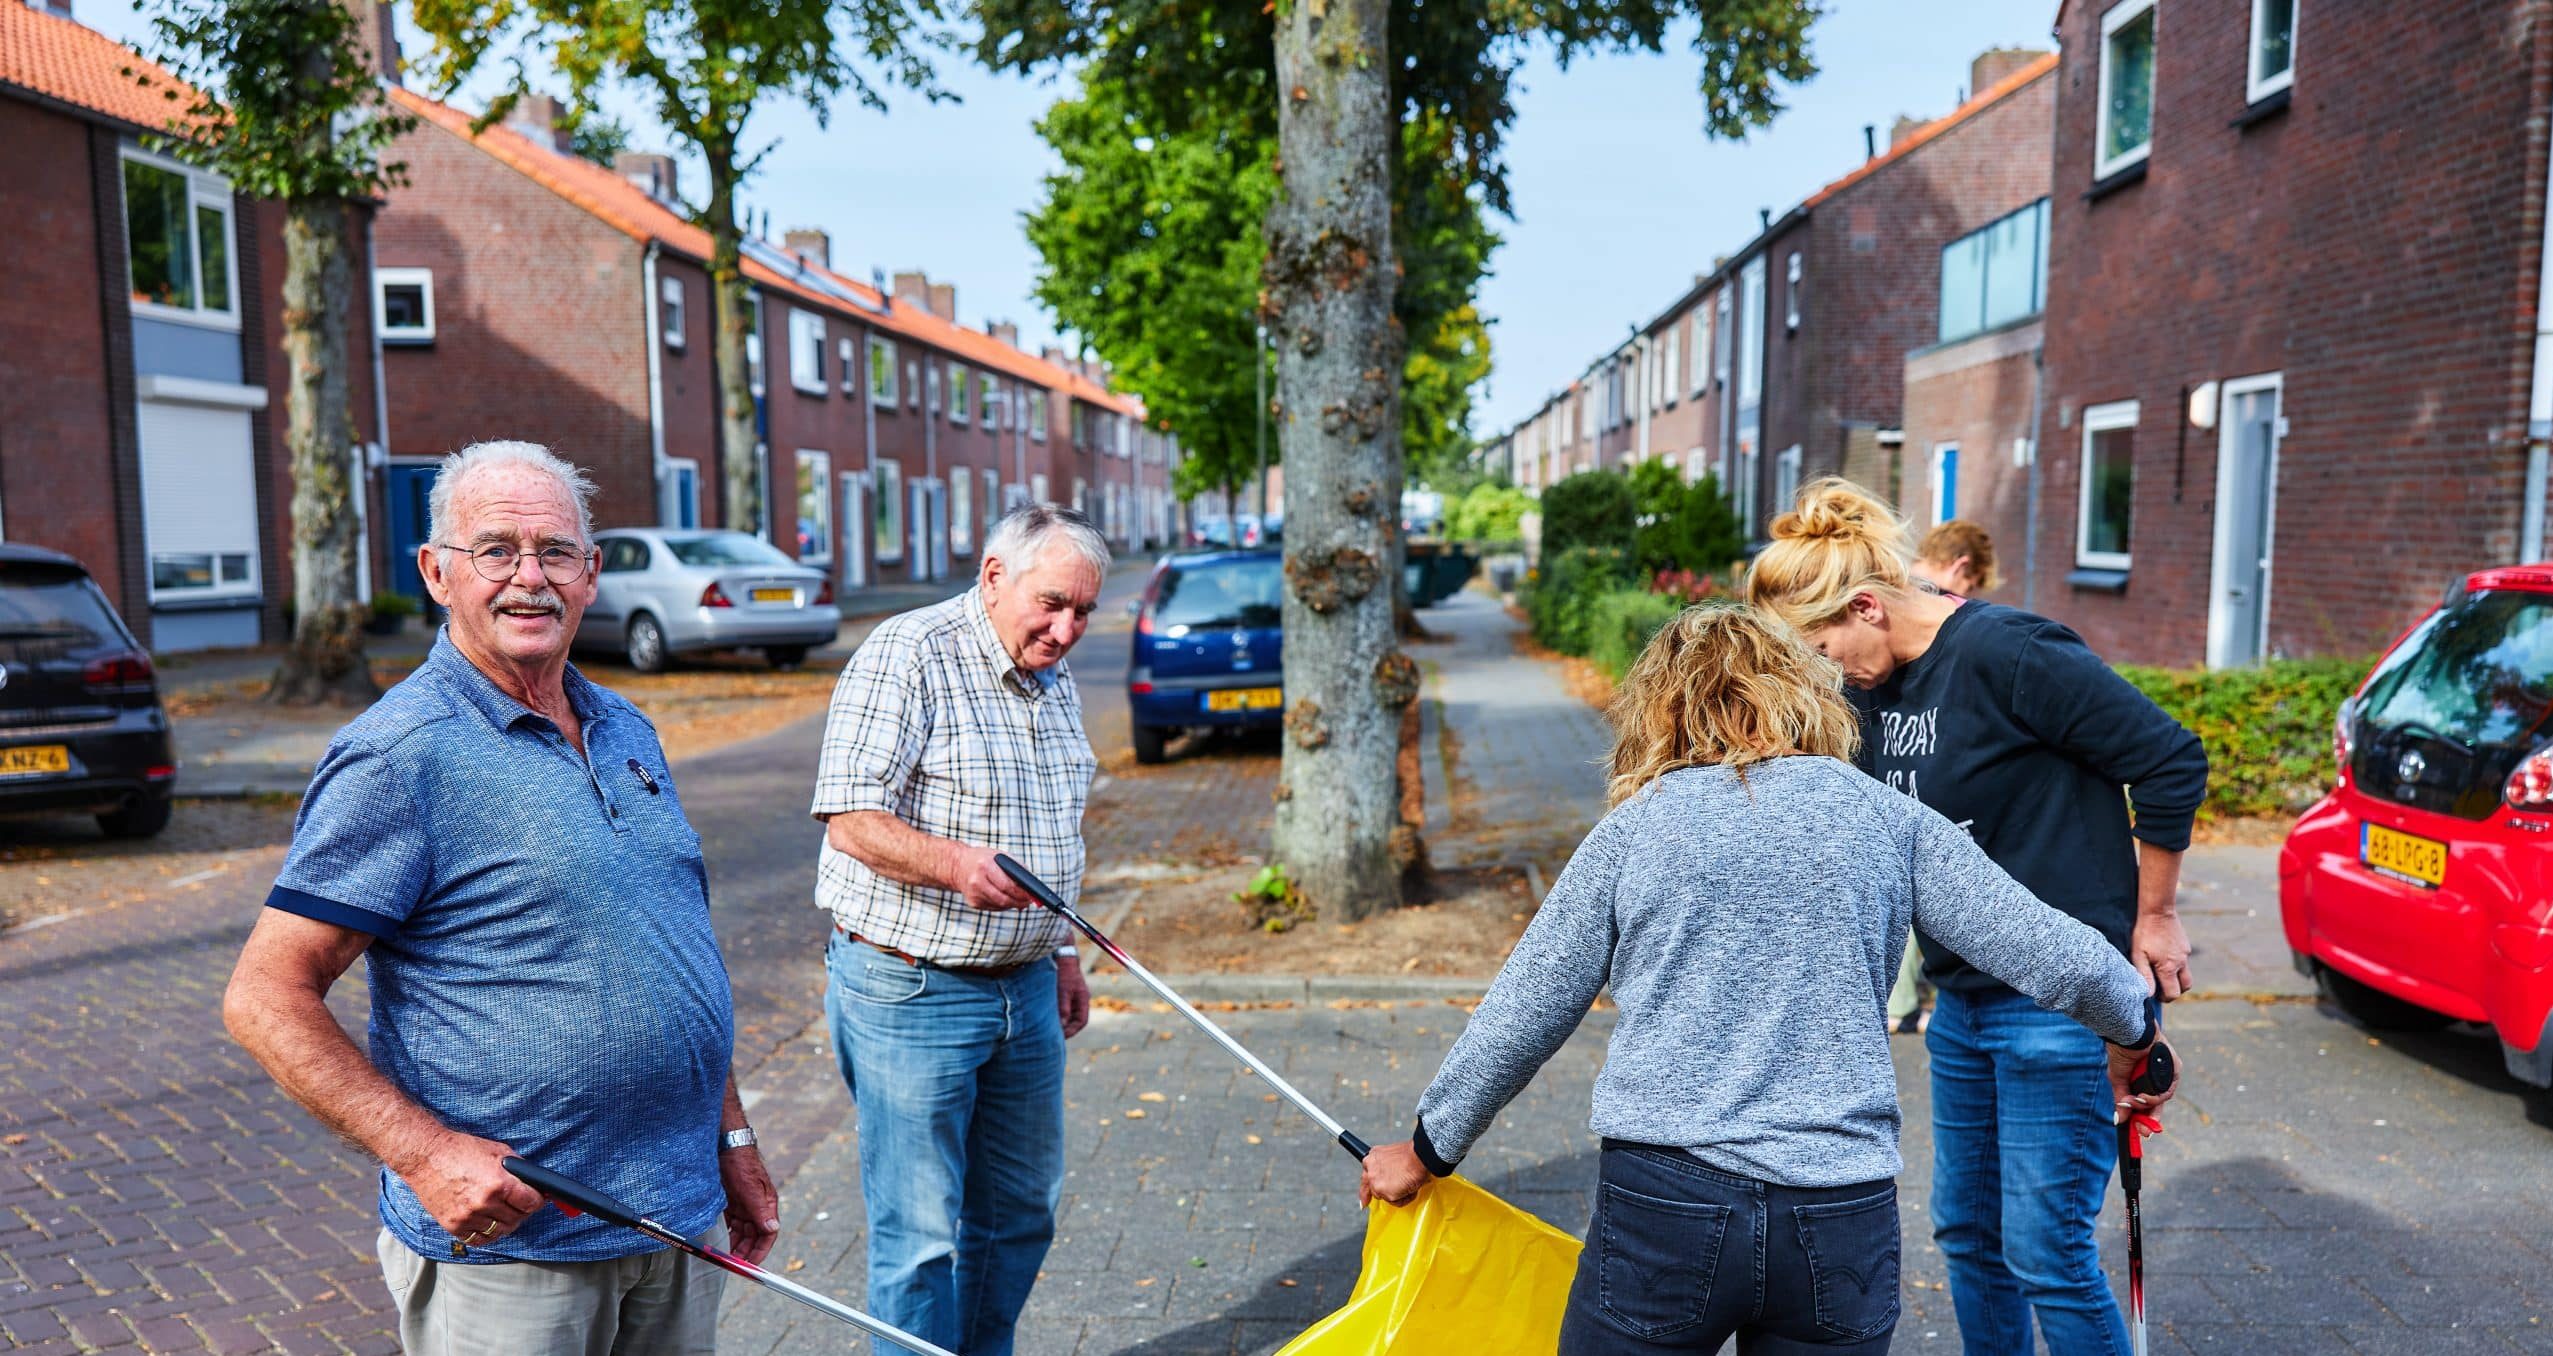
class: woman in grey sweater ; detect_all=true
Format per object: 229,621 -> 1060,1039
1357,605 -> 2178,1354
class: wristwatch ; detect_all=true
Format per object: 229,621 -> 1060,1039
720,1126 -> 758,1152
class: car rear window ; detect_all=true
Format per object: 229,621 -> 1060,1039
1154,558 -> 1283,631
0,566 -> 124,651
2357,589 -> 2553,751
665,533 -> 796,568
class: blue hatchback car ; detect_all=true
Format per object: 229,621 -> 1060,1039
1127,550 -> 1285,763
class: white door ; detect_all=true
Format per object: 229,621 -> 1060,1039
928,481 -> 951,580
909,480 -> 932,582
841,473 -> 869,589
2209,376 -> 2282,668
137,399 -> 260,606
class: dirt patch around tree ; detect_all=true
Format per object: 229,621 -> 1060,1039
1089,864 -> 1539,982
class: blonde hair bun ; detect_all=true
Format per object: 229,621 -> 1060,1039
1744,476 -> 1916,630
1771,478 -> 1904,548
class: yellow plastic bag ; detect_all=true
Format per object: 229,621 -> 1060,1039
1275,1176 -> 1584,1355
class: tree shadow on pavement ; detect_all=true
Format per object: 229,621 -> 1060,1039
1113,1150 -> 1599,1356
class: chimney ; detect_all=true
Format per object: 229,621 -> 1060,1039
892,270 -> 932,312
1041,344 -> 1070,367
1970,47 -> 2049,98
989,320 -> 1020,349
783,228 -> 830,270
28,0 -> 75,22
1889,114 -> 1928,148
504,94 -> 574,155
1862,124 -> 1877,160
926,283 -> 956,322
615,152 -> 677,201
350,0 -> 400,82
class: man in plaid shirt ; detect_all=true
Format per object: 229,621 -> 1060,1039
810,504 -> 1107,1356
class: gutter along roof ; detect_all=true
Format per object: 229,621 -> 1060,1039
389,86 -> 1142,419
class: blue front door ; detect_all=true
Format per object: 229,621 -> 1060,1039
386,464 -> 439,616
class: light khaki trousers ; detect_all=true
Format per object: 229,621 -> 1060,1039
377,1226 -> 726,1356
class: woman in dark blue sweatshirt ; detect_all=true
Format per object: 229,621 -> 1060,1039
1747,479 -> 2207,1356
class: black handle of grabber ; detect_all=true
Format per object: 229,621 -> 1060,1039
995,853 -> 1076,921
505,1157 -> 643,1229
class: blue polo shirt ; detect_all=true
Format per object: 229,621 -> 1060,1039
266,631 -> 734,1263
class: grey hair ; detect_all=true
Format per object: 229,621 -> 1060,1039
984,504 -> 1110,579
427,441 -> 599,549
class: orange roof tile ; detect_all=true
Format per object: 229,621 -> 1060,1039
390,84 -> 1146,420
1803,51 -> 2057,210
0,2 -> 202,132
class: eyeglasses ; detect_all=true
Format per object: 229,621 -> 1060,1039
437,542 -> 595,586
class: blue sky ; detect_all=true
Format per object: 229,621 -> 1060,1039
81,1 -> 2060,436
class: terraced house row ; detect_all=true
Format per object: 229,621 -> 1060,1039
0,0 -> 1182,652
1488,3 -> 2553,669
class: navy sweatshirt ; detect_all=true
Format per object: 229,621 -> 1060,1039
1850,600 -> 2208,995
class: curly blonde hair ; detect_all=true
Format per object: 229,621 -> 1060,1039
1744,477 -> 1917,633
1605,602 -> 1862,807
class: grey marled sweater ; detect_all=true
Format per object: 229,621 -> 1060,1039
1412,756 -> 2151,1188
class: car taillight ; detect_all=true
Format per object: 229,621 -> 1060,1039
82,649 -> 155,695
701,582 -> 734,608
2331,701 -> 2355,779
1135,608 -> 1153,636
815,579 -> 835,606
2508,748 -> 2553,812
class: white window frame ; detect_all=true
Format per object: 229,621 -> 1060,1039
1784,253 -> 1802,333
2248,0 -> 2296,104
982,374 -> 1003,429
121,146 -> 241,332
1931,442 -> 1960,525
745,296 -> 765,397
838,336 -> 859,395
375,267 -> 435,345
1712,289 -> 1732,389
788,309 -> 827,395
2076,399 -> 2141,571
947,361 -> 970,424
660,275 -> 686,350
1773,445 -> 1803,517
2095,0 -> 2159,181
795,449 -> 833,563
869,337 -> 900,405
1737,259 -> 1767,407
664,456 -> 702,528
1028,389 -> 1049,441
950,461 -> 975,556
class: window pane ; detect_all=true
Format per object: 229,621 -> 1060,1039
218,552 -> 252,583
2257,0 -> 2295,80
383,284 -> 427,331
196,204 -> 230,312
667,532 -> 794,567
2104,11 -> 2156,163
796,454 -> 830,560
949,365 -> 970,420
875,462 -> 904,557
1938,235 -> 1987,342
870,340 -> 898,402
153,553 -> 214,592
124,160 -> 194,309
1981,208 -> 2039,329
2086,425 -> 2136,557
951,466 -> 973,551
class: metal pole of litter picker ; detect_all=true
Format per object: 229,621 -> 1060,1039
995,854 -> 1371,1160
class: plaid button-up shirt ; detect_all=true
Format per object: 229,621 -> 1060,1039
810,587 -> 1096,966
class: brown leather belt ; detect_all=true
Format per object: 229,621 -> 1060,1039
840,926 -> 1036,981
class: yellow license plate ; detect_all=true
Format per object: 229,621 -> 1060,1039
750,587 -> 796,603
1205,687 -> 1283,712
0,745 -> 70,778
2362,822 -> 2447,888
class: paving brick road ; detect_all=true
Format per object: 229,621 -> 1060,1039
5,574 -> 2550,1354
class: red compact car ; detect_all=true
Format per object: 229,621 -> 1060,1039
2281,565 -> 2553,1094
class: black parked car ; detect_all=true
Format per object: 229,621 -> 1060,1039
0,545 -> 176,838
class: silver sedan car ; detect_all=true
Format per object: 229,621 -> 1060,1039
576,528 -> 840,672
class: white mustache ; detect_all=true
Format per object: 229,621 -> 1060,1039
491,589 -> 563,618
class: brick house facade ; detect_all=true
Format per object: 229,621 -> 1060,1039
373,86 -> 1166,614
0,1 -> 382,651
2033,0 -> 2553,667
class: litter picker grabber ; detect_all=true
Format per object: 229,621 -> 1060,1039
994,853 -> 1373,1161
2116,1021 -> 2179,1356
503,1157 -> 959,1356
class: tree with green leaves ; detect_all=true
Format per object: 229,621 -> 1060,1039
409,0 -> 945,541
977,0 -> 1822,917
132,0 -> 417,705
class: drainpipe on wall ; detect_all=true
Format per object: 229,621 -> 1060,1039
1635,337 -> 1652,463
642,242 -> 669,524
361,213 -> 391,603
2527,108 -> 2553,561
2022,342 -> 2047,614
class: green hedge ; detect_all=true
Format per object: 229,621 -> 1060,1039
1587,590 -> 1687,679
2117,656 -> 2371,819
1539,472 -> 1636,556
1524,547 -> 1633,654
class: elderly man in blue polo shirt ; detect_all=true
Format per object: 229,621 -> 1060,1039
224,441 -> 775,1355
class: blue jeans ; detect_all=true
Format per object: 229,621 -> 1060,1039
825,934 -> 1065,1356
1926,987 -> 2130,1356
1559,1142 -> 1899,1354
